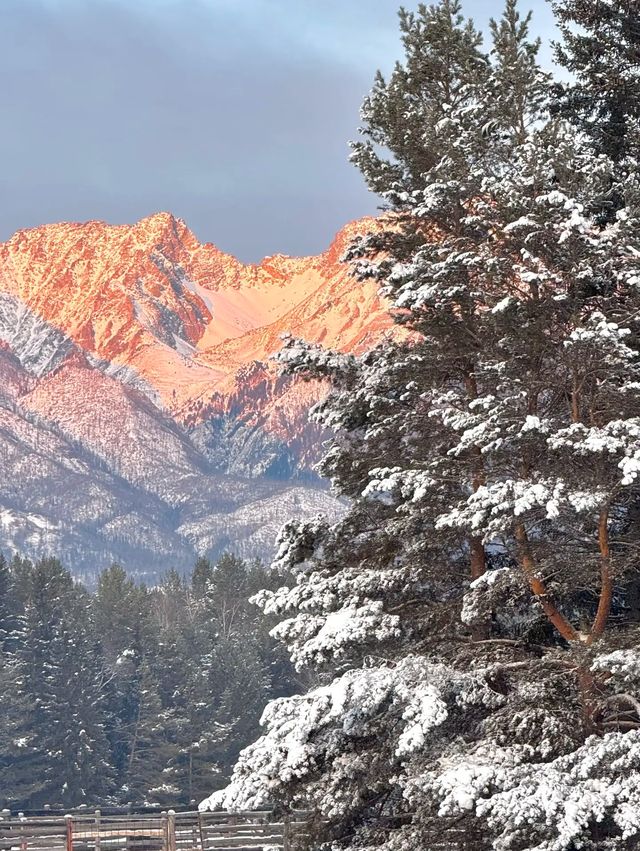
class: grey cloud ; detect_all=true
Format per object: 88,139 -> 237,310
0,0 -> 390,260
0,0 -> 557,261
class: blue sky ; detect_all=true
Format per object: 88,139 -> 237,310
0,0 -> 558,261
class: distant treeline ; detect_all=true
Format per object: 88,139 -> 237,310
0,552 -> 295,809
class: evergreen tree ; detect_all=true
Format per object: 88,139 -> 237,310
351,0 -> 488,203
9,554 -> 34,606
93,564 -> 154,788
208,3 -> 640,850
18,558 -> 114,806
204,554 -> 263,639
552,0 -> 640,163
0,557 -> 40,808
0,554 -> 14,645
191,557 -> 214,599
208,637 -> 270,776
152,558 -> 290,805
150,612 -> 204,804
125,660 -> 175,805
0,651 -> 43,809
488,0 -> 549,143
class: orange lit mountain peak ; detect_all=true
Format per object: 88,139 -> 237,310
0,213 -> 390,413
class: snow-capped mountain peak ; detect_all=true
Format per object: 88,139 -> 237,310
0,214 -> 389,581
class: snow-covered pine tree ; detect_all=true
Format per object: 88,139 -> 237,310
552,0 -> 640,164
0,556 -> 42,808
125,659 -> 177,805
168,556 -> 292,803
488,0 -> 549,143
191,557 -> 215,599
204,3 -> 640,849
92,564 -> 155,790
0,555 -> 16,646
349,0 -> 488,200
18,558 -> 115,806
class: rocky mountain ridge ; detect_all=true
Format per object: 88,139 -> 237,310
0,214 -> 390,581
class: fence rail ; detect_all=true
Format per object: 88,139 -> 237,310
0,811 -> 307,851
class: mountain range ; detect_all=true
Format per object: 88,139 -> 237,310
0,213 -> 389,583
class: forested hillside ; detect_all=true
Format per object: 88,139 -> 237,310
0,553 -> 293,809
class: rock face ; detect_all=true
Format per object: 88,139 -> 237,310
0,214 -> 389,582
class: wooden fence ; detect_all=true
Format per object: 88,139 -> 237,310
0,811 -> 310,851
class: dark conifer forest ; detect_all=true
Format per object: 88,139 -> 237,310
0,553 -> 293,810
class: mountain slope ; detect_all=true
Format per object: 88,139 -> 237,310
0,214 -> 388,579
0,214 -> 386,409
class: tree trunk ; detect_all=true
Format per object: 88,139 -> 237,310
515,523 -> 581,643
588,506 -> 614,643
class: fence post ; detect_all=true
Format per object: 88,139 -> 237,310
283,812 -> 290,851
18,813 -> 26,851
197,811 -> 205,851
167,811 -> 177,851
94,810 -> 101,851
65,815 -> 74,851
191,811 -> 199,851
161,812 -> 168,851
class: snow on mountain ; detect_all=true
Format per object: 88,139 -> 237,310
0,214 -> 388,578
0,213 -> 387,413
0,384 -> 194,584
0,292 -> 73,376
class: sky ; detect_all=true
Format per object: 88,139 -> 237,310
0,0 -> 558,262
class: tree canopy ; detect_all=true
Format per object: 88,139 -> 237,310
207,3 -> 640,849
